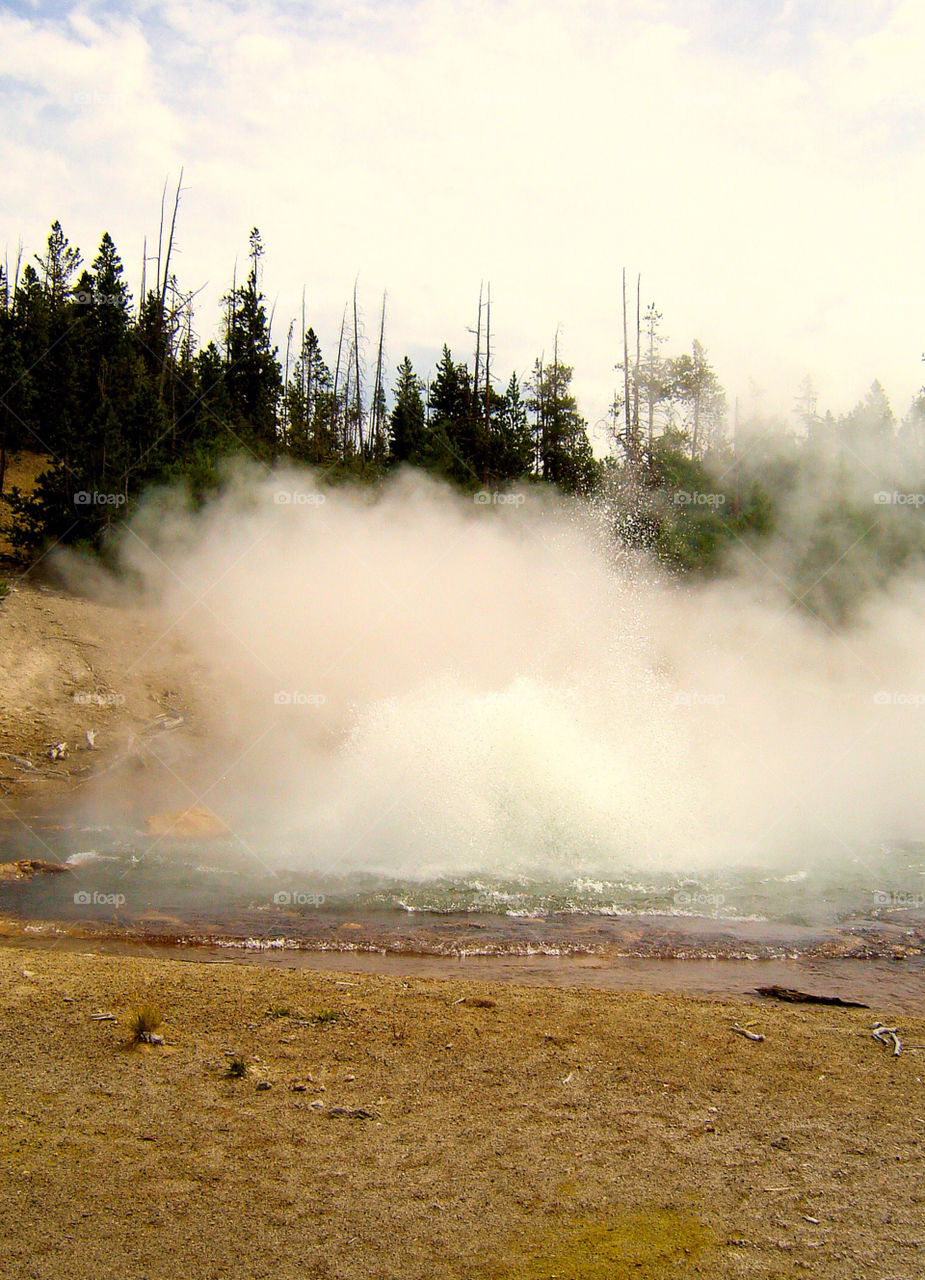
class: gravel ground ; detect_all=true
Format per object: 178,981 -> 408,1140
0,943 -> 922,1279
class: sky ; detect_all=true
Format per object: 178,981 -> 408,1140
1,0 -> 924,444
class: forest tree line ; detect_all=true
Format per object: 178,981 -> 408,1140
2,217 -> 924,604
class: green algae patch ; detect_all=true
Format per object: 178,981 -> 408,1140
491,1207 -> 716,1279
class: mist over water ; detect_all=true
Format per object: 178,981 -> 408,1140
66,461 -> 925,904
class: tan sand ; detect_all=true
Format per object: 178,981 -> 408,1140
0,943 -> 922,1279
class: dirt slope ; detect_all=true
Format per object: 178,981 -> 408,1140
0,575 -> 208,801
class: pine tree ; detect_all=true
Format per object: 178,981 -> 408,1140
223,228 -> 282,453
388,356 -> 427,466
286,328 -> 336,465
664,341 -> 726,459
427,344 -> 479,483
0,266 -> 31,493
526,353 -> 599,494
492,373 -> 533,482
34,220 -> 81,307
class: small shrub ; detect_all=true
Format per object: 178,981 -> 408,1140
312,1007 -> 341,1025
0,581 -> 10,602
266,1004 -> 300,1020
128,1002 -> 163,1045
225,1054 -> 247,1078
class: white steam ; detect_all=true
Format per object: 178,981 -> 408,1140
91,464 -> 925,879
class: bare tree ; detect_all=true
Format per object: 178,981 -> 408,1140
352,280 -> 363,456
333,304 -> 346,458
484,282 -> 491,430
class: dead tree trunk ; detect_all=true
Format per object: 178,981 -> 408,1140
622,269 -> 633,457
372,292 -> 386,465
352,281 -> 363,458
333,305 -> 346,460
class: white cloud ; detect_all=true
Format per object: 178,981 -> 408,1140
1,0 -> 923,430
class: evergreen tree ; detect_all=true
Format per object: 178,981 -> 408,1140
388,356 -> 428,466
663,341 -> 726,459
526,355 -> 599,494
427,344 -> 474,481
35,220 -> 82,307
223,228 -> 282,453
838,380 -> 894,454
286,328 -> 337,465
495,373 -> 533,480
0,266 -> 31,493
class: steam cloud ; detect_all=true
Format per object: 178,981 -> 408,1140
74,463 -> 925,880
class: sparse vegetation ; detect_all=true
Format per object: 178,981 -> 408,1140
265,1004 -> 301,1019
312,1007 -> 342,1025
127,1002 -> 163,1046
225,1054 -> 247,1078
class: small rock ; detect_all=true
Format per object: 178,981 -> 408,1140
291,1082 -> 307,1093
144,806 -> 231,838
0,859 -> 71,882
327,1106 -> 374,1120
255,1081 -> 271,1092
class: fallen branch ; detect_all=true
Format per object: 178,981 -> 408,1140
732,1026 -> 765,1042
0,752 -> 38,771
872,1023 -> 902,1056
755,985 -> 869,1009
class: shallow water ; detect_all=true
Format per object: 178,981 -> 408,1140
4,931 -> 925,1015
2,811 -> 924,982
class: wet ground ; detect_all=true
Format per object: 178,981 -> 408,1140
2,802 -> 924,1011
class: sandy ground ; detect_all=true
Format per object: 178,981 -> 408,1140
0,455 -> 210,806
0,943 -> 923,1280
